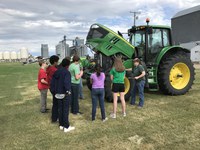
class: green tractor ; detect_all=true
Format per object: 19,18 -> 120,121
85,19 -> 195,102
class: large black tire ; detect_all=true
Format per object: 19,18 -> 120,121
86,77 -> 92,90
158,54 -> 195,95
104,75 -> 113,102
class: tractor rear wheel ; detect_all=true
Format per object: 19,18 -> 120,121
158,54 -> 195,95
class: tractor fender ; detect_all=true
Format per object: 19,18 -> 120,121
156,45 -> 190,66
154,46 -> 190,84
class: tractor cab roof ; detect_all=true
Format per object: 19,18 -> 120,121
128,25 -> 171,36
136,25 -> 171,29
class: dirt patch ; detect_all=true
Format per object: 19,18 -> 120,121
128,135 -> 143,145
6,84 -> 40,106
0,96 -> 6,99
194,63 -> 200,69
14,86 -> 26,89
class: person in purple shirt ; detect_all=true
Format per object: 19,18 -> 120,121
90,64 -> 108,122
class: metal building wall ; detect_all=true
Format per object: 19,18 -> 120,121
172,10 -> 200,44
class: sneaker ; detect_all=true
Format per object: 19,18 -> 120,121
138,106 -> 143,109
72,112 -> 83,115
102,117 -> 108,122
59,126 -> 64,130
77,112 -> 83,115
79,97 -> 84,100
110,113 -> 116,119
64,126 -> 75,133
123,112 -> 126,117
40,110 -> 47,113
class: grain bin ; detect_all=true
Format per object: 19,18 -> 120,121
20,47 -> 28,59
17,52 -> 21,59
0,52 -> 3,60
3,51 -> 10,60
11,51 -> 17,60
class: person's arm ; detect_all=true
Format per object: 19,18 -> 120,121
110,69 -> 114,81
126,68 -> 132,71
135,66 -> 146,80
75,66 -> 83,80
90,79 -> 93,84
110,75 -> 113,81
135,71 -> 145,80
64,71 -> 71,93
90,74 -> 93,84
40,70 -> 48,84
50,75 -> 55,94
41,79 -> 48,84
103,73 -> 105,81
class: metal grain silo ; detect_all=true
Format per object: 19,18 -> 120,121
11,51 -> 17,61
20,47 -> 28,59
3,51 -> 10,61
0,52 -> 3,60
17,52 -> 21,60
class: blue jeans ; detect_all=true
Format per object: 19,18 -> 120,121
79,78 -> 84,99
51,94 -> 58,122
71,84 -> 80,114
91,88 -> 106,120
58,96 -> 70,128
131,80 -> 145,107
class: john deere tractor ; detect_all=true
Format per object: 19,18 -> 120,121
85,19 -> 195,102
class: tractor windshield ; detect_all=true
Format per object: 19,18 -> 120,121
131,31 -> 146,59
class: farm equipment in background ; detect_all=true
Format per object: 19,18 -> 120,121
85,19 -> 195,102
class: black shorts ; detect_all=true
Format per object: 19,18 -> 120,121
112,83 -> 125,93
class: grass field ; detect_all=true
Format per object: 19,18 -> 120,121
0,63 -> 200,150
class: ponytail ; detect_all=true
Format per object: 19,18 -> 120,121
95,64 -> 101,77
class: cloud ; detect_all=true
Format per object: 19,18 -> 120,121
0,8 -> 37,17
0,0 -> 199,55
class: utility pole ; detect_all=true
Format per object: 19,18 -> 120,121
130,11 -> 141,26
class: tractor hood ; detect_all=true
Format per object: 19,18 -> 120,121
86,23 -> 135,58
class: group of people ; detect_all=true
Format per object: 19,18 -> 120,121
37,55 -> 146,133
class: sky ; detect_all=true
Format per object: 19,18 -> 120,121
0,0 -> 200,56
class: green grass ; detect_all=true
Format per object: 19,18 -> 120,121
0,63 -> 200,150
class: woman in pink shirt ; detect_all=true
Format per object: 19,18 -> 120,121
90,64 -> 107,122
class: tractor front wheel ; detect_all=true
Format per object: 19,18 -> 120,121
105,75 -> 132,102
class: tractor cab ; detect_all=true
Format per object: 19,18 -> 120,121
128,19 -> 172,66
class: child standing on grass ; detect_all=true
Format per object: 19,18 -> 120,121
37,60 -> 49,113
46,55 -> 59,123
69,55 -> 83,115
90,64 -> 107,122
110,58 -> 126,119
50,59 -> 75,133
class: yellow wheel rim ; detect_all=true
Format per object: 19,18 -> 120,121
116,77 -> 130,96
124,77 -> 130,94
169,63 -> 190,90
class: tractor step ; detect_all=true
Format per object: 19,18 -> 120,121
148,83 -> 159,91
